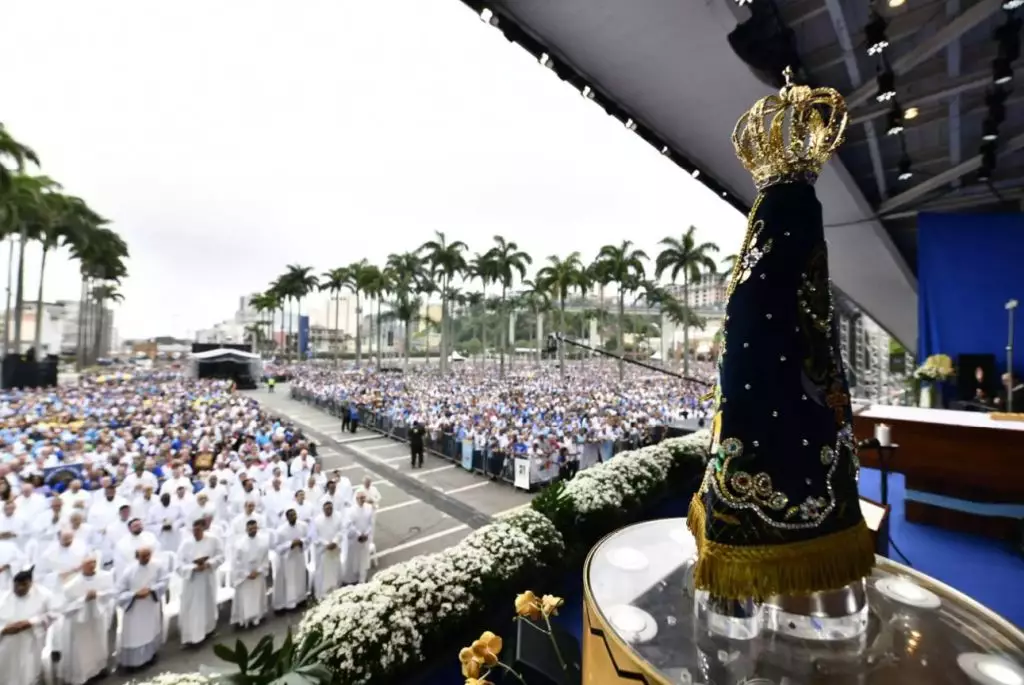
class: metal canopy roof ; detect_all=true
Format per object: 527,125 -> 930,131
780,0 -> 1023,271
456,0 -> 919,349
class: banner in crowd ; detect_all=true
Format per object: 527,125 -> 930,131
461,439 -> 474,471
514,458 -> 531,490
530,458 -> 559,486
599,440 -> 615,462
44,463 -> 86,490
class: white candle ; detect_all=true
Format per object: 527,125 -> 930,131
875,423 -> 891,447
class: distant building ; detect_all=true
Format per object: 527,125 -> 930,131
665,272 -> 728,310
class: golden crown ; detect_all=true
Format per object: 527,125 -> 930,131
732,67 -> 848,190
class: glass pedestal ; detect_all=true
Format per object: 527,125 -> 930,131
582,518 -> 1024,684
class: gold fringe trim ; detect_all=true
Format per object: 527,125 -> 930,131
687,494 -> 876,601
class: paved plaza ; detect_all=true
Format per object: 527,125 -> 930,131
105,384 -> 532,682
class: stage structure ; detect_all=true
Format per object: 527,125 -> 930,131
190,347 -> 262,389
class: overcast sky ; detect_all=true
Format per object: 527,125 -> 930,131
1,0 -> 746,340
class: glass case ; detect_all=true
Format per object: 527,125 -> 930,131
582,518 -> 1024,685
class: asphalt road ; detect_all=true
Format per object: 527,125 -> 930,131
103,385 -> 532,682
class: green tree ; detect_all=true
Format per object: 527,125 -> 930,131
594,240 -> 648,381
0,124 -> 38,192
483,236 -> 532,376
655,226 -> 719,376
520,278 -> 551,366
418,231 -> 467,374
320,267 -> 351,362
67,225 -> 128,366
536,252 -> 587,380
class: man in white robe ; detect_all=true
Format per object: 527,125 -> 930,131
0,567 -> 61,685
116,546 -> 169,669
0,543 -> 26,593
146,493 -> 183,557
261,478 -> 292,525
175,518 -> 224,646
114,518 -> 160,578
271,508 -> 308,611
56,554 -> 116,685
311,500 -> 344,600
353,475 -> 382,508
102,505 -> 133,572
342,493 -> 375,585
36,530 -> 88,594
326,476 -> 352,514
0,500 -> 28,552
231,501 -> 266,537
230,518 -> 270,628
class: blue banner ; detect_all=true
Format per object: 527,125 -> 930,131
461,440 -> 474,471
44,463 -> 86,491
919,213 -> 1024,376
298,315 -> 311,359
600,440 -> 615,461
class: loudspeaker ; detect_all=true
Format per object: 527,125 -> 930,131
958,353 -> 998,402
510,618 -> 581,685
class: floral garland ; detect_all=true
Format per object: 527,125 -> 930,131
914,353 -> 954,381
129,432 -> 710,685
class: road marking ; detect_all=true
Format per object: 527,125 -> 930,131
374,525 -> 469,560
444,482 -> 490,495
382,454 -> 411,465
377,499 -> 421,514
411,465 -> 453,479
493,503 -> 531,519
364,441 -> 401,452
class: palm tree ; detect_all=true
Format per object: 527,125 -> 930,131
536,252 -> 587,380
587,259 -> 614,352
67,226 -> 128,367
320,267 -> 350,362
655,227 -> 719,376
483,236 -> 532,377
361,265 -> 391,369
283,265 -> 318,360
90,284 -> 124,359
385,287 -> 424,372
594,240 -> 648,381
520,279 -> 551,366
721,253 -> 738,274
418,231 -> 467,374
347,259 -> 379,368
34,194 -> 103,353
0,124 -> 38,192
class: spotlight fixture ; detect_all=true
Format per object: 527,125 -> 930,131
903,106 -> 919,120
886,104 -> 904,135
625,118 -> 638,131
692,169 -> 701,179
660,146 -> 671,156
876,68 -> 897,102
1003,0 -> 1024,11
865,12 -> 889,56
479,8 -> 499,26
993,58 -> 1014,85
888,0 -> 906,6
735,0 -> 754,5
983,118 -> 1000,141
539,53 -> 555,69
897,155 -> 913,181
581,85 -> 596,100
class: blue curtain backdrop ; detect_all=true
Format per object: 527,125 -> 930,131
918,213 -> 1024,375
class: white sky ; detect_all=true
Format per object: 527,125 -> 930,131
1,0 -> 746,339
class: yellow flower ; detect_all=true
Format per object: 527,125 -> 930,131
470,630 -> 503,667
465,679 -> 494,685
515,591 -> 542,620
459,647 -> 483,678
541,594 -> 564,618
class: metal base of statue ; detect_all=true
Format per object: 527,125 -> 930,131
583,518 -> 1024,684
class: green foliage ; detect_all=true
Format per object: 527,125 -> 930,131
211,628 -> 335,685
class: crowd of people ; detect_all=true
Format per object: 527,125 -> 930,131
291,360 -> 716,476
0,372 -> 383,685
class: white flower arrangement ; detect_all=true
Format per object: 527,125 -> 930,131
128,434 -> 709,685
296,508 -> 565,684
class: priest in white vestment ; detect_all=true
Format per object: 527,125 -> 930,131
342,493 -> 375,585
0,542 -> 26,593
271,508 -> 308,611
175,518 -> 224,646
0,567 -> 61,685
56,555 -> 116,685
146,493 -> 183,557
116,547 -> 169,669
114,519 -> 161,578
353,476 -> 382,508
230,519 -> 270,628
311,500 -> 344,599
36,531 -> 88,594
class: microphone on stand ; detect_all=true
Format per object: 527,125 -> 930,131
1006,299 -> 1017,413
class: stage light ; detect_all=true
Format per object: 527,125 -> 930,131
479,7 -> 499,26
886,105 -> 904,135
660,146 -> 671,156
734,0 -> 754,5
903,106 -> 919,119
994,58 -> 1014,85
866,12 -> 889,56
625,118 -> 638,131
539,53 -> 555,70
888,0 -> 907,7
1003,0 -> 1024,10
692,169 -> 701,179
876,68 -> 897,102
581,85 -> 595,100
983,118 -> 1000,141
897,156 -> 913,181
